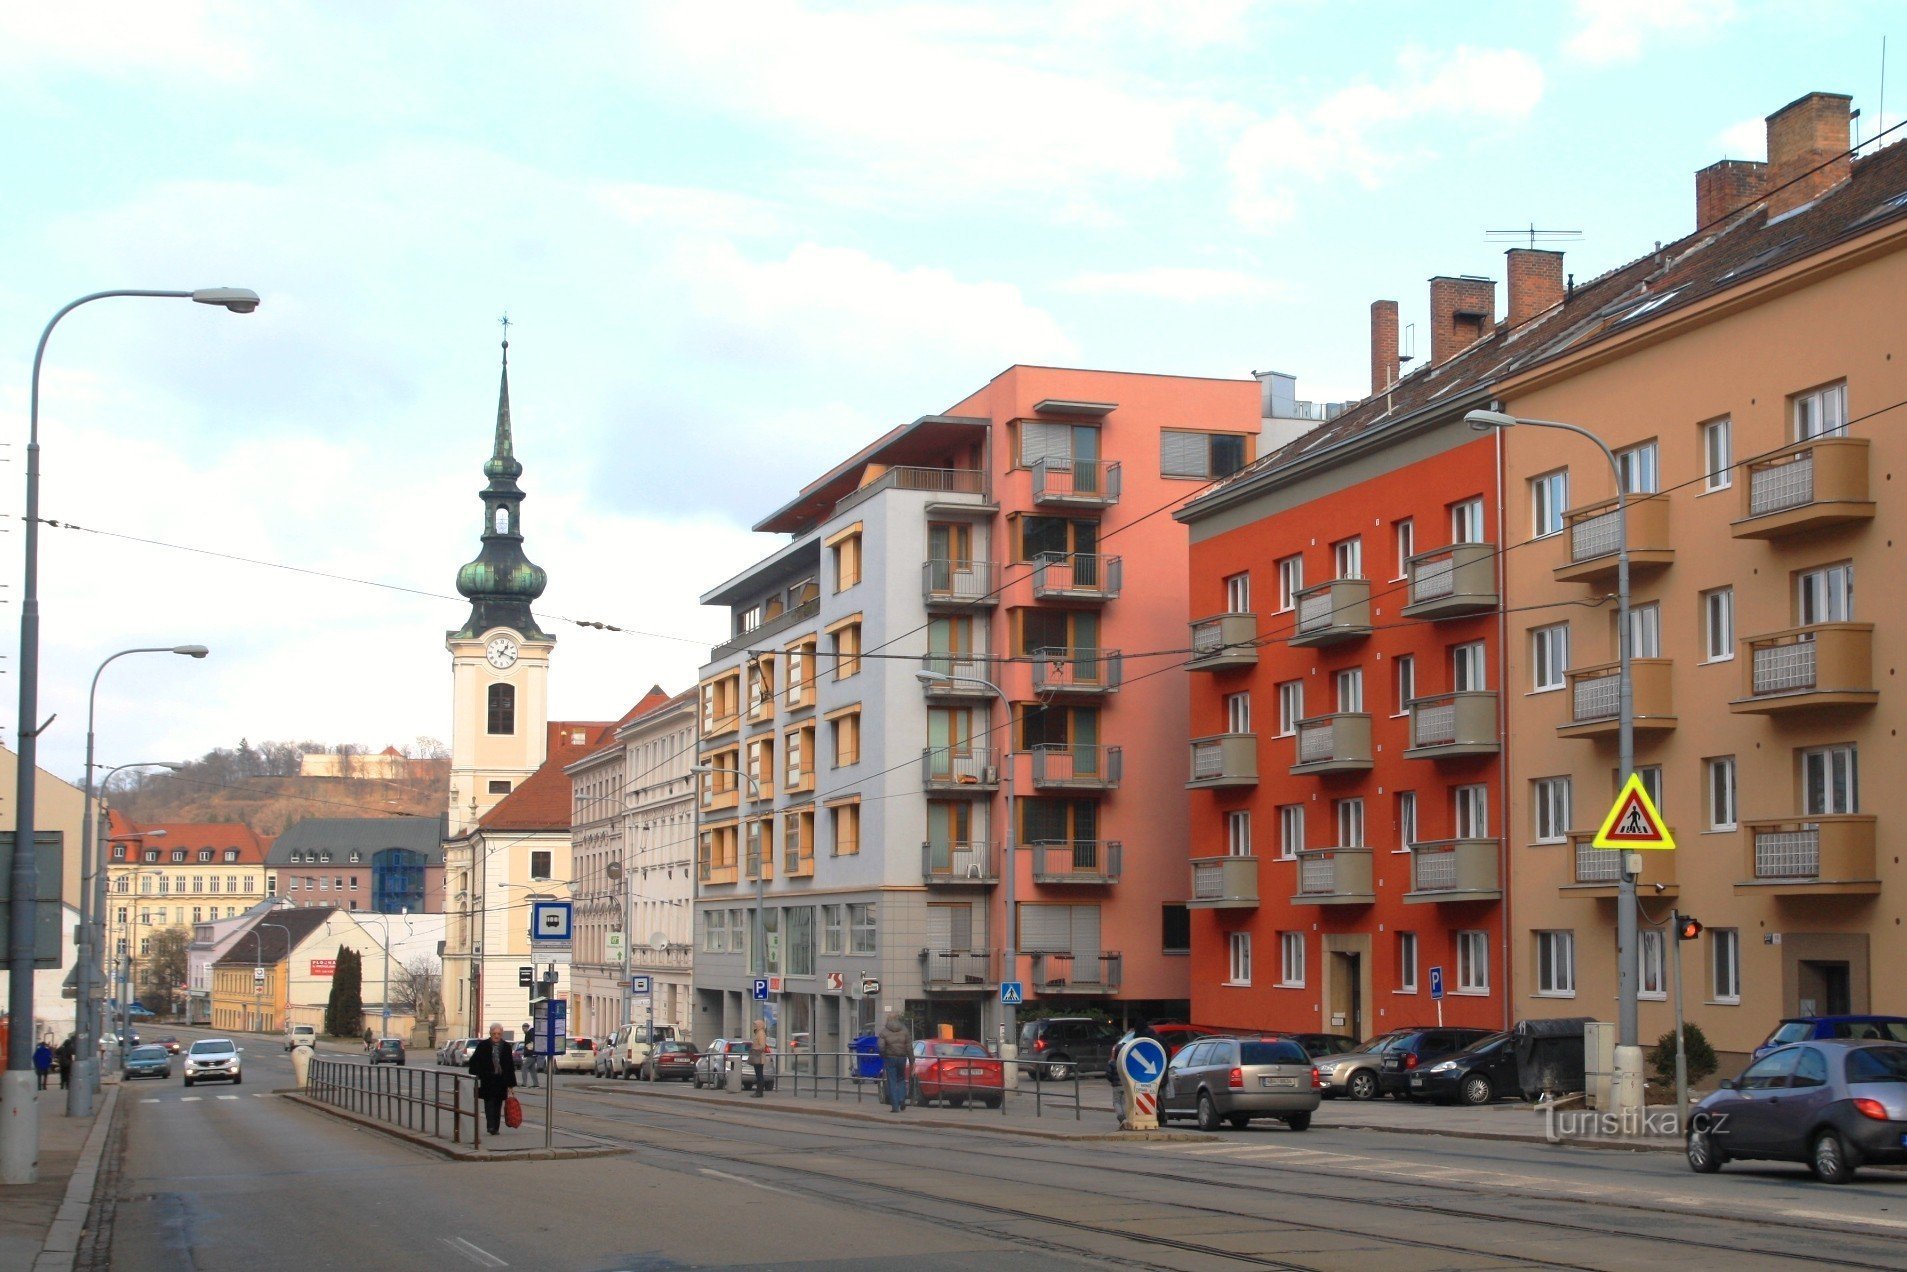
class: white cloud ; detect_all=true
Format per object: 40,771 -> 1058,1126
0,0 -> 257,79
1060,267 -> 1281,302
1564,0 -> 1736,65
1714,116 -> 1766,161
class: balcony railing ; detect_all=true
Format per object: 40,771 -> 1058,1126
1733,436 -> 1873,539
698,858 -> 740,887
1030,647 -> 1123,695
1561,831 -> 1677,897
1403,838 -> 1501,903
1289,578 -> 1372,647
1188,733 -> 1256,788
1556,495 -> 1673,584
923,559 -> 999,608
919,653 -> 995,696
1030,552 -> 1122,602
1188,613 -> 1258,671
1404,691 -> 1499,758
1731,623 -> 1878,714
1030,952 -> 1121,994
1559,659 -> 1676,738
711,598 -> 822,662
1188,856 -> 1259,909
1292,847 -> 1374,904
1030,458 -> 1122,508
1740,816 -> 1880,895
920,948 -> 996,990
1402,543 -> 1498,620
1029,744 -> 1123,791
835,465 -> 988,517
921,746 -> 999,791
921,841 -> 999,885
1291,713 -> 1373,775
1028,840 -> 1121,884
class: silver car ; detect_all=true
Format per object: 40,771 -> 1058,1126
1160,1036 -> 1320,1131
1318,1029 -> 1415,1101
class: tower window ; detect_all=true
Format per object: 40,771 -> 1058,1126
488,683 -> 516,735
494,506 -> 509,534
488,779 -> 512,794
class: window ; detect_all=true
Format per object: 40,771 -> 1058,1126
1335,798 -> 1365,848
1454,785 -> 1488,838
829,801 -> 862,856
1701,589 -> 1734,662
528,850 -> 552,881
1393,655 -> 1415,715
487,779 -> 511,795
704,908 -> 728,953
1396,791 -> 1418,852
1626,602 -> 1662,659
486,683 -> 515,735
1640,929 -> 1666,999
1162,904 -> 1191,954
1802,744 -> 1859,815
1793,381 -> 1848,440
1635,765 -> 1665,818
1452,641 -> 1486,691
828,619 -> 863,680
1456,930 -> 1489,993
112,846 -> 125,862
1228,932 -> 1252,985
785,637 -> 817,708
1449,496 -> 1485,544
1530,624 -> 1568,692
1616,440 -> 1659,494
1711,929 -> 1741,1003
1797,563 -> 1854,625
1533,777 -> 1571,843
1278,932 -> 1305,986
1161,429 -> 1247,478
1335,668 -> 1363,713
1531,470 -> 1567,538
821,905 -> 843,955
1332,537 -> 1363,580
1276,556 -> 1304,612
1224,572 -> 1250,613
784,724 -> 815,792
848,902 -> 877,954
1701,418 -> 1732,491
830,528 -> 863,592
1277,805 -> 1304,859
829,708 -> 862,768
1396,932 -> 1418,992
1225,692 -> 1251,734
786,906 -> 815,976
1226,810 -> 1251,857
1276,681 -> 1303,735
1536,931 -> 1576,996
1706,757 -> 1738,830
1393,519 -> 1415,579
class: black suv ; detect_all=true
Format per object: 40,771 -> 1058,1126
1019,1017 -> 1119,1081
1377,1027 -> 1494,1096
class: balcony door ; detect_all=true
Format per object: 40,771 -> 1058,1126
927,801 -> 974,875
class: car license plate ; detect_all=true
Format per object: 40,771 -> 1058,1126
1410,1076 -> 1425,1087
1260,1076 -> 1299,1089
958,1067 -> 986,1078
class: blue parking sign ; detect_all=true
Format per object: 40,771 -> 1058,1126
752,978 -> 770,1001
1429,965 -> 1445,1001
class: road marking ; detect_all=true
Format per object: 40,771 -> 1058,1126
698,1167 -> 798,1197
180,1097 -> 202,1103
440,1236 -> 508,1268
140,1099 -> 159,1105
217,1095 -> 239,1101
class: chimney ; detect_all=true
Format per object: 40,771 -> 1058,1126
1370,300 -> 1399,394
1504,249 -> 1564,327
1695,158 -> 1770,226
1764,91 -> 1853,219
1428,275 -> 1495,366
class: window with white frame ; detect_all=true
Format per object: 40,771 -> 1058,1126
1536,930 -> 1576,996
1530,624 -> 1568,692
1635,765 -> 1665,817
1452,641 -> 1487,692
1393,654 -> 1415,715
1335,798 -> 1365,848
1797,562 -> 1854,625
1793,381 -> 1848,440
1456,930 -> 1489,993
1228,931 -> 1252,985
1626,602 -> 1662,659
1279,932 -> 1305,986
1531,470 -> 1568,538
1711,928 -> 1741,1003
1393,519 -> 1414,579
1454,784 -> 1488,838
1450,496 -> 1486,544
1335,668 -> 1364,713
1396,791 -> 1418,851
1278,805 -> 1304,859
1226,691 -> 1251,734
1333,537 -> 1363,580
1276,681 -> 1304,736
1640,929 -> 1666,999
1533,777 -> 1571,843
1396,931 -> 1419,993
1226,810 -> 1251,857
1701,588 -> 1734,662
1276,556 -> 1304,611
1705,756 -> 1738,830
1224,572 -> 1250,614
1616,440 -> 1660,494
1802,744 -> 1859,815
1701,418 -> 1733,491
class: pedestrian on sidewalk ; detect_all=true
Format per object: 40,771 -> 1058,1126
518,1026 -> 539,1089
748,1018 -> 768,1097
55,1034 -> 76,1090
877,1009 -> 913,1113
467,1022 -> 518,1136
33,1039 -> 53,1090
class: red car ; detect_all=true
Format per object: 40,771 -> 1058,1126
909,1039 -> 1004,1108
641,1040 -> 701,1082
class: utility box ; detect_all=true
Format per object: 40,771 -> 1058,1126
1583,1020 -> 1615,1110
0,832 -> 65,969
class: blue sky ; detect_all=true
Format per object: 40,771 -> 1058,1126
0,0 -> 1898,780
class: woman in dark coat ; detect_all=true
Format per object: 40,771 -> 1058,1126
466,1023 -> 518,1134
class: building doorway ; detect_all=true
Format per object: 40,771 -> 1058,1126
1798,960 -> 1852,1017
1329,951 -> 1364,1041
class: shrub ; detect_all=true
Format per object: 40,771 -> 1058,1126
1649,1021 -> 1717,1088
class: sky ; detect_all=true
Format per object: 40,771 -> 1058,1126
0,0 -> 1899,785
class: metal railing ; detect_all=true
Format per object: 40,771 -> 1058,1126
921,745 -> 997,788
920,948 -> 995,988
779,1048 -> 1088,1120
1030,646 -> 1123,693
835,466 -> 988,516
923,559 -> 999,606
1030,950 -> 1122,992
1030,552 -> 1122,600
306,1056 -> 481,1149
1028,840 -> 1122,883
711,598 -> 821,661
1031,458 -> 1122,504
1029,743 -> 1123,789
919,653 -> 995,690
921,840 -> 999,884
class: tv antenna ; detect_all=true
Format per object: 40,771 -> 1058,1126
1486,224 -> 1584,250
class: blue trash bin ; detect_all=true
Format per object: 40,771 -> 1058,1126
850,1034 -> 883,1081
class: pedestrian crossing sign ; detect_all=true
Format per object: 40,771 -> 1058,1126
1592,774 -> 1675,850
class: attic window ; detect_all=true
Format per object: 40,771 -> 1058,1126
225,849 -> 239,862
199,849 -> 214,862
349,852 -> 361,863
1849,191 -> 1907,231
171,850 -> 186,862
1612,287 -> 1685,326
320,852 -> 332,864
1717,237 -> 1801,283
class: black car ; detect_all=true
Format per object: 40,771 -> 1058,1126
1406,1031 -> 1516,1104
1019,1017 -> 1119,1081
1377,1027 -> 1494,1096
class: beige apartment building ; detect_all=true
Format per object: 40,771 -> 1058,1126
1499,93 -> 1907,1063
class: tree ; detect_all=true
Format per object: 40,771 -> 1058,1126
324,946 -> 365,1038
144,928 -> 190,1018
1649,1022 -> 1719,1089
391,957 -> 442,1022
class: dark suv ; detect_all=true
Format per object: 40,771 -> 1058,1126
1377,1027 -> 1494,1096
1019,1017 -> 1119,1081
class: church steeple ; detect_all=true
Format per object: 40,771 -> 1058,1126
451,339 -> 551,640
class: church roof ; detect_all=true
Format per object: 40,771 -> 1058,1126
451,339 -> 551,641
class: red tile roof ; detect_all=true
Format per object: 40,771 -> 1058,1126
478,721 -> 618,832
104,813 -> 270,864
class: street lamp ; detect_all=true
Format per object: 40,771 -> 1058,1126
341,909 -> 412,1041
1467,407 -> 1643,1115
915,667 -> 1019,1083
692,761 -> 765,1073
248,921 -> 293,1035
70,647 -> 207,1116
109,832 -> 168,1053
7,286 -> 256,1185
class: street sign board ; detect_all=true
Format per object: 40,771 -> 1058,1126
1592,773 -> 1676,850
531,900 -> 575,943
1119,1037 -> 1168,1088
752,978 -> 770,1001
1000,981 -> 1024,1005
606,931 -> 624,964
1429,966 -> 1445,1001
309,958 -> 336,977
0,831 -> 65,970
253,966 -> 267,986
825,971 -> 844,992
533,998 -> 567,1056
518,966 -> 534,988
628,975 -> 651,995
860,975 -> 880,997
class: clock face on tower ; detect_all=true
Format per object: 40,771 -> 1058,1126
485,636 -> 520,669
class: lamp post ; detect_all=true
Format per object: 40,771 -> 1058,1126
71,648 -> 207,1117
347,910 -> 412,1041
914,668 -> 1018,1083
248,921 -> 292,1035
1467,408 -> 1642,1115
6,285 -> 256,1184
107,835 -> 166,1055
691,762 -> 764,1087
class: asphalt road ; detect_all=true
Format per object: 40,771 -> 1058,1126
88,1026 -> 1907,1271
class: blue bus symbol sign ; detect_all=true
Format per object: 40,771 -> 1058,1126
1119,1037 -> 1167,1088
1429,966 -> 1445,1001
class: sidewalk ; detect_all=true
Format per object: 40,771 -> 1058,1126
283,1090 -> 623,1162
0,1080 -> 120,1272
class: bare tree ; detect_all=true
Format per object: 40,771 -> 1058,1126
144,928 -> 191,1019
391,957 -> 443,1021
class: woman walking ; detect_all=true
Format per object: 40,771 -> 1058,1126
748,1018 -> 769,1097
466,1023 -> 518,1135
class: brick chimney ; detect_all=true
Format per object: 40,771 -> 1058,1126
1428,276 -> 1495,366
1695,158 -> 1770,226
1505,249 -> 1564,327
1370,299 -> 1399,394
1764,91 -> 1852,219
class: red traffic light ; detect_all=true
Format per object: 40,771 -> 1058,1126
1676,915 -> 1704,941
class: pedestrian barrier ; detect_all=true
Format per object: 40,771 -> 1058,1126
779,1050 -> 1089,1121
305,1056 -> 483,1149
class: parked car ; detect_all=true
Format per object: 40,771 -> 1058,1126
183,1038 -> 243,1087
122,1044 -> 172,1080
441,1037 -> 480,1067
150,1035 -> 183,1055
1377,1027 -> 1495,1097
1288,1032 -> 1358,1058
910,1039 -> 1004,1108
285,1024 -> 317,1052
369,1038 -> 406,1066
1687,1041 -> 1907,1184
1752,1016 -> 1907,1060
1160,1036 -> 1320,1131
1104,1023 -> 1220,1083
553,1037 -> 598,1074
1318,1030 -> 1415,1101
641,1040 -> 701,1082
692,1038 -> 776,1090
1407,1031 -> 1517,1105
596,1026 -> 655,1079
1019,1017 -> 1120,1081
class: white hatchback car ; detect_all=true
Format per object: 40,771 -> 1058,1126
184,1038 -> 243,1087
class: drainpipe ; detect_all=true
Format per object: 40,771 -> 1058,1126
1491,405 -> 1514,1036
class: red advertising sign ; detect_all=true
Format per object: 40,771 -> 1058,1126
310,958 -> 336,977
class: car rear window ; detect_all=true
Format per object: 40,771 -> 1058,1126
1241,1041 -> 1309,1066
1829,1021 -> 1907,1043
930,1043 -> 989,1058
1846,1047 -> 1907,1082
130,1046 -> 167,1060
1768,1021 -> 1812,1045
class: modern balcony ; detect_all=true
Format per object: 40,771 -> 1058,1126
1030,951 -> 1122,995
782,844 -> 815,879
1188,733 -> 1256,788
918,653 -> 996,698
1730,623 -> 1878,715
1554,494 -> 1673,584
1030,552 -> 1122,603
1732,436 -> 1873,540
1187,613 -> 1258,671
1559,832 -> 1678,898
1188,856 -> 1259,909
834,465 -> 990,518
920,948 -> 997,992
1558,659 -> 1678,739
1291,847 -> 1375,905
1029,744 -> 1123,792
1403,839 -> 1502,903
1290,713 -> 1374,776
920,745 -> 1000,792
922,559 -> 999,609
1030,458 -> 1122,509
697,858 -> 740,887
1028,840 -> 1121,885
921,840 -> 999,886
1030,647 -> 1123,696
710,597 -> 823,662
1289,578 -> 1372,647
1403,692 -> 1499,759
1736,816 -> 1880,896
1401,543 -> 1499,620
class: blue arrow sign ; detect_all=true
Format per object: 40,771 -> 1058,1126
752,978 -> 769,1001
1119,1037 -> 1168,1088
1000,981 -> 1023,1005
1429,965 -> 1446,1001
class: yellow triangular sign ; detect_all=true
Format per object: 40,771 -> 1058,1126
1592,774 -> 1676,851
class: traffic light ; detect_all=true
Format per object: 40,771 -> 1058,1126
1676,913 -> 1704,941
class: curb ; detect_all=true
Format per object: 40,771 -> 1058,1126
282,1094 -> 624,1162
1315,1118 -> 1679,1153
31,1084 -> 120,1272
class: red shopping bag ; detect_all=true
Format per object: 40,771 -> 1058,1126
504,1095 -> 523,1129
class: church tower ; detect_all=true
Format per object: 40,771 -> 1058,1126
446,339 -> 554,835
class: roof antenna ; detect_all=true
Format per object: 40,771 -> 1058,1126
1486,224 -> 1584,250
1399,322 -> 1417,365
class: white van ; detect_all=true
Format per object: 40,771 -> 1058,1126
285,1024 -> 317,1052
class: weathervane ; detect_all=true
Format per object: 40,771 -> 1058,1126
498,311 -> 512,357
